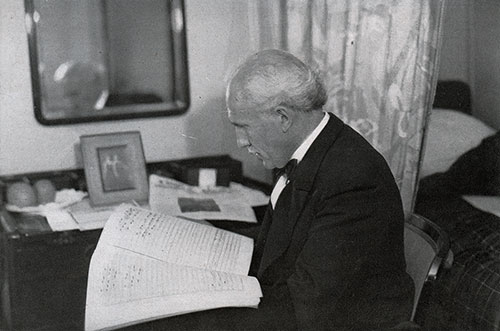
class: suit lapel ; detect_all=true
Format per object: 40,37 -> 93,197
249,204 -> 272,276
257,114 -> 346,277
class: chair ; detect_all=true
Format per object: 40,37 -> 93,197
404,214 -> 450,322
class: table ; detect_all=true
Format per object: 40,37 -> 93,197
0,210 -> 265,331
0,156 -> 269,330
0,210 -> 101,330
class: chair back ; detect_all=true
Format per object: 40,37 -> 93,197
404,214 -> 450,321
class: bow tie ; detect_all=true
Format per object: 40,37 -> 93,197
274,159 -> 298,182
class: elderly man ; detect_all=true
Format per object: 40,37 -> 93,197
222,49 -> 414,330
142,49 -> 414,331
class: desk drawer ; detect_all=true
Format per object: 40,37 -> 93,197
9,273 -> 86,331
1,230 -> 100,330
10,231 -> 100,280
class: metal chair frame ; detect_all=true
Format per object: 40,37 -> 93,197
405,214 -> 450,321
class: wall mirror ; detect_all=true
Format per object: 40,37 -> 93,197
24,0 -> 190,125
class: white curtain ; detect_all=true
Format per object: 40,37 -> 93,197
236,0 -> 446,216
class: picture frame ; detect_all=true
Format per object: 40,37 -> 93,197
80,131 -> 148,206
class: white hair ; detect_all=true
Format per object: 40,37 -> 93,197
228,49 -> 327,113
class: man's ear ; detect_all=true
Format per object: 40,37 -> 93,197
275,107 -> 292,132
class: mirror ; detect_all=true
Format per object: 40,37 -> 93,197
25,0 -> 190,125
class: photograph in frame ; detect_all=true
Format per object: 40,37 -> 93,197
80,131 -> 148,206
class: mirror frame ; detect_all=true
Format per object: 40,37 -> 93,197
24,0 -> 190,125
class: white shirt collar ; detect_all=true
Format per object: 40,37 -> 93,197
291,112 -> 330,163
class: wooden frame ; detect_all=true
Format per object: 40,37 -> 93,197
80,131 -> 148,206
25,0 -> 189,125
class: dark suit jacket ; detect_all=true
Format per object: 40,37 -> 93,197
244,113 -> 414,330
135,114 -> 414,331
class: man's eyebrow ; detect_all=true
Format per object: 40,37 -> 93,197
231,122 -> 246,128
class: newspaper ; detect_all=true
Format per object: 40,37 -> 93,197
149,174 -> 269,223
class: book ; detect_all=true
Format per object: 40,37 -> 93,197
85,204 -> 262,331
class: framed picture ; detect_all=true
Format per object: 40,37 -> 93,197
80,131 -> 148,206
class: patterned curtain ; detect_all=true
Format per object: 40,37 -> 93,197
245,0 -> 446,216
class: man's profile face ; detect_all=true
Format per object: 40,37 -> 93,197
227,95 -> 286,169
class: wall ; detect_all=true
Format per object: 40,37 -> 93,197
437,0 -> 471,83
471,0 -> 500,129
437,0 -> 500,130
0,0 -> 270,182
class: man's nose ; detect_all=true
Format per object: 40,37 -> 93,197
235,129 -> 250,149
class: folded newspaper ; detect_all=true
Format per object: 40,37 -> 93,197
149,174 -> 269,223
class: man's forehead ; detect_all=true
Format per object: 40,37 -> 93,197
227,105 -> 262,128
227,92 -> 254,114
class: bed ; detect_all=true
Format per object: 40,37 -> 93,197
414,81 -> 500,330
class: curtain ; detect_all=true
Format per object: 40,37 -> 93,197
244,0 -> 446,217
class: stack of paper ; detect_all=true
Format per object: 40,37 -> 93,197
85,204 -> 262,330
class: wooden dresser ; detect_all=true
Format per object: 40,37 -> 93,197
0,156 -> 255,331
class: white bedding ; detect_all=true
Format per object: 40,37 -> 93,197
420,108 -> 496,177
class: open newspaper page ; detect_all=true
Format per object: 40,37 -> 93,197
85,204 -> 262,331
149,174 -> 269,223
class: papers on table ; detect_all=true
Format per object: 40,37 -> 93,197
149,174 -> 269,223
43,199 -> 118,231
2,189 -> 114,232
68,200 -> 117,230
43,210 -> 79,232
462,195 -> 500,218
40,175 -> 270,231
